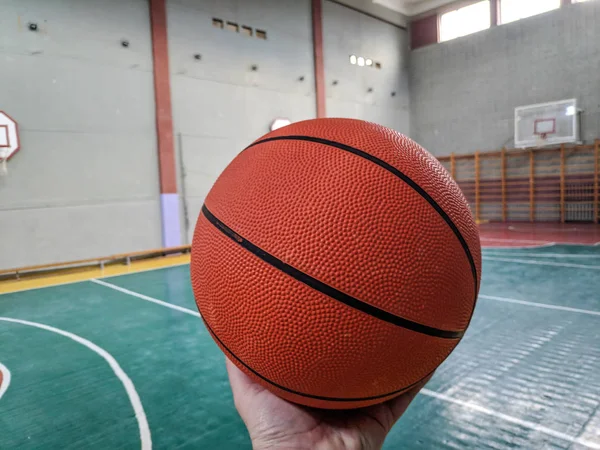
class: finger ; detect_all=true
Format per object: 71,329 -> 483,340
388,373 -> 434,420
226,357 -> 266,400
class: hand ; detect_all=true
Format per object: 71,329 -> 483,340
226,358 -> 431,450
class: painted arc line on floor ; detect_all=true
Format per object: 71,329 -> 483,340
91,278 -> 596,447
483,256 -> 600,270
479,294 -> 600,317
420,389 -> 600,449
0,362 -> 11,401
482,252 -> 600,259
0,317 -> 151,450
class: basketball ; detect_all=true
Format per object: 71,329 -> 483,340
191,118 -> 482,409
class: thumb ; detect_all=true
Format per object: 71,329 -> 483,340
388,373 -> 434,420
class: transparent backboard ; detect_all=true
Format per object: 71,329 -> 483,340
515,99 -> 579,148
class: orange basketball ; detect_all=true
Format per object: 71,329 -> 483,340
191,118 -> 481,409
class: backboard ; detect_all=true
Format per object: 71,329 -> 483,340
0,111 -> 20,175
270,118 -> 291,131
515,99 -> 579,148
0,111 -> 20,160
0,112 -> 20,175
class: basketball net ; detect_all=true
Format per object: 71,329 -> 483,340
535,133 -> 548,148
0,148 -> 8,176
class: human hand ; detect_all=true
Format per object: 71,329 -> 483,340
226,358 -> 432,450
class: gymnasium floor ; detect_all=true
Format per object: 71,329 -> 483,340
1,226 -> 599,449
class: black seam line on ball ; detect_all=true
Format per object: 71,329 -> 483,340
246,135 -> 479,298
202,205 -> 463,340
200,314 -> 433,402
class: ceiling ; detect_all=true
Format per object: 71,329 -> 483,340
372,0 -> 457,16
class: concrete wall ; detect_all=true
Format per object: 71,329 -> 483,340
323,0 -> 410,134
0,0 -> 411,268
409,1 -> 600,156
169,0 -> 410,243
167,0 -> 317,243
331,0 -> 408,28
0,0 -> 161,269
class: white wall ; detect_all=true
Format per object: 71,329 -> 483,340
323,0 -> 410,134
0,0 -> 161,269
167,0 -> 317,243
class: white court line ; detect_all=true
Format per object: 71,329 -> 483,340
101,263 -> 190,280
482,243 -> 556,250
481,238 -> 555,244
479,294 -> 600,317
0,262 -> 190,296
91,279 -> 200,318
0,362 -> 11,401
507,225 -> 583,233
0,317 -> 151,450
482,238 -> 600,247
92,278 -> 598,448
421,389 -> 600,449
482,252 -> 600,259
483,256 -> 600,270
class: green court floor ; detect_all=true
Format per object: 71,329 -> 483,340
1,245 -> 599,449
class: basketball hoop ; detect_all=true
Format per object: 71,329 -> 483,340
515,100 -> 579,148
533,119 -> 555,148
534,132 -> 548,148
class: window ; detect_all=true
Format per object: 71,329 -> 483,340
349,55 -> 380,69
226,22 -> 239,32
500,0 -> 560,25
439,1 -> 490,42
241,25 -> 253,37
213,19 -> 267,41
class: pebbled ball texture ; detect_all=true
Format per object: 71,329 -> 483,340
191,118 -> 481,409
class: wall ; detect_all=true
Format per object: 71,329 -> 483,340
0,0 -> 161,269
323,0 -> 410,134
167,0 -> 317,244
410,13 -> 438,50
331,0 -> 408,27
409,1 -> 600,156
0,0 -> 413,267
